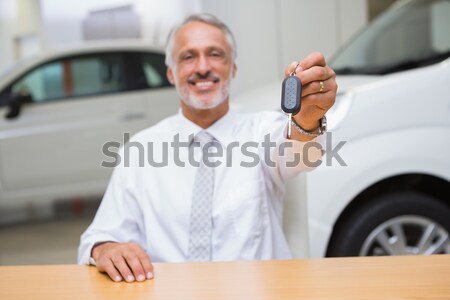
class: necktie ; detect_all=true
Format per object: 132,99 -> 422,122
187,131 -> 216,261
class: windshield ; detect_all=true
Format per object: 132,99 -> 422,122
330,0 -> 450,75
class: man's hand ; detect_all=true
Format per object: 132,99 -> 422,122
284,52 -> 337,141
92,242 -> 154,283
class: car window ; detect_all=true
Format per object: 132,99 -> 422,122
143,63 -> 163,87
140,53 -> 171,88
0,87 -> 10,107
11,53 -> 126,103
331,0 -> 450,75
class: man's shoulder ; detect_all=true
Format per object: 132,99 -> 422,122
130,114 -> 178,143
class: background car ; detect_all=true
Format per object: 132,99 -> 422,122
0,41 -> 178,224
233,0 -> 450,257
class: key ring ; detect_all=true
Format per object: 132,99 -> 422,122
290,62 -> 301,76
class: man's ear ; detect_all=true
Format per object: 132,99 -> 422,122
167,67 -> 175,85
232,63 -> 237,78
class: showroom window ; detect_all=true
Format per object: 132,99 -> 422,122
11,53 -> 126,103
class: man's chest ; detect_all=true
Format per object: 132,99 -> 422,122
135,161 -> 272,238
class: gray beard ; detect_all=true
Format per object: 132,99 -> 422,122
176,71 -> 232,110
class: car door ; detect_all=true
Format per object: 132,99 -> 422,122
0,51 -> 171,204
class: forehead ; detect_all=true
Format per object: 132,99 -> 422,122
172,21 -> 231,54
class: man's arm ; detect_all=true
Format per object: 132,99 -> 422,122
262,52 -> 336,183
78,147 -> 153,283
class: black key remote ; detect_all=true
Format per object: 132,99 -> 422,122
281,75 -> 301,115
281,74 -> 302,138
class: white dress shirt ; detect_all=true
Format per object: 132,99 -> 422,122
78,109 -> 323,264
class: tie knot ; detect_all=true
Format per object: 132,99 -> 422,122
195,131 -> 215,145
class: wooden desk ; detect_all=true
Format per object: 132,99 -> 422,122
0,255 -> 449,299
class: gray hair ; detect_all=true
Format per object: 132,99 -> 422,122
165,13 -> 237,68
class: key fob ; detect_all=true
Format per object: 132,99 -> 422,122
281,75 -> 301,115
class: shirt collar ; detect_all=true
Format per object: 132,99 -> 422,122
177,108 -> 237,147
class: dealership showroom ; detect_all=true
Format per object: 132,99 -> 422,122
0,0 -> 449,299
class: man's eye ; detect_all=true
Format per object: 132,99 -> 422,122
182,55 -> 193,61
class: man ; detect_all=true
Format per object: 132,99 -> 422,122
78,13 -> 337,283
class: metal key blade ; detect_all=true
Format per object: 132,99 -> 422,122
287,113 -> 292,139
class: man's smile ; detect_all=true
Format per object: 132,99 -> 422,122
188,75 -> 220,91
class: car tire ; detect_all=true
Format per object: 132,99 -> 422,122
327,192 -> 450,257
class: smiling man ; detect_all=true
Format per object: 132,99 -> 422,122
78,13 -> 337,283
166,18 -> 237,129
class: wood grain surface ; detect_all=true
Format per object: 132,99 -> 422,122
1,255 -> 449,300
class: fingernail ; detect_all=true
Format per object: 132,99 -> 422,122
127,275 -> 135,282
295,66 -> 303,73
137,274 -> 145,281
114,276 -> 122,282
147,272 -> 154,279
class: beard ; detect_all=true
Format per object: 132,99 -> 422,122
175,71 -> 231,110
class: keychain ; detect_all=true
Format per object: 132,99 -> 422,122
281,64 -> 302,138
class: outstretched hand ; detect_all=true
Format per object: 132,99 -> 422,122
284,52 -> 337,139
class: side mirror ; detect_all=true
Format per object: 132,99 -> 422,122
5,91 -> 32,120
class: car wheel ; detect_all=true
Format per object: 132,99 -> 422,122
327,192 -> 450,257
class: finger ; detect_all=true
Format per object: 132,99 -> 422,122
297,66 -> 334,85
301,78 -> 337,98
99,258 -> 123,282
301,81 -> 324,97
128,243 -> 154,280
112,255 -> 135,282
284,61 -> 298,77
297,52 -> 326,71
138,251 -> 154,279
300,90 -> 336,111
123,250 -> 146,282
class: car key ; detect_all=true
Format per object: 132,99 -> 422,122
281,66 -> 302,138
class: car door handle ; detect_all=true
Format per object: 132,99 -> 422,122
120,112 -> 146,122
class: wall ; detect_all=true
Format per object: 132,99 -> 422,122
0,1 -> 16,74
0,0 -> 43,74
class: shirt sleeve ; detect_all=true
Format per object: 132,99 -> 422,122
257,111 -> 325,186
77,147 -> 145,265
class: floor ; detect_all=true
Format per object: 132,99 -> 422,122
0,217 -> 93,265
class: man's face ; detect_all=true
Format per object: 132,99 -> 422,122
167,21 -> 236,110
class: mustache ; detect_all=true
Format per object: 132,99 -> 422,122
187,71 -> 220,83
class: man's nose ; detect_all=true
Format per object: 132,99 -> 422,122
196,55 -> 211,75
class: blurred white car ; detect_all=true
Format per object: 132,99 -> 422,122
234,0 -> 450,257
0,41 -> 178,223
